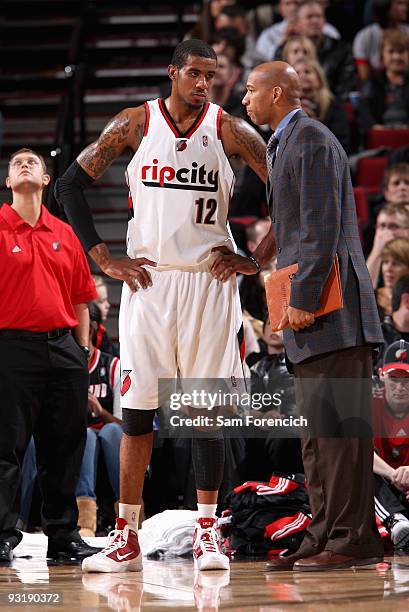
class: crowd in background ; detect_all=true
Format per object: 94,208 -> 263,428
18,0 -> 409,553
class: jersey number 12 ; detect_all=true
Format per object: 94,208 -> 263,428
195,197 -> 217,225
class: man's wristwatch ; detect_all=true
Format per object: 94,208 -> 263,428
80,346 -> 91,360
249,255 -> 261,273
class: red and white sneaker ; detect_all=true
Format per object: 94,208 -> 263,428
193,518 -> 230,571
82,518 -> 142,573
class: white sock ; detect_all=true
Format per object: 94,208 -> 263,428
197,503 -> 217,519
118,503 -> 141,532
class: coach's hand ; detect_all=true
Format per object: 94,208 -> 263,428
210,248 -> 259,282
102,256 -> 156,292
278,306 -> 315,332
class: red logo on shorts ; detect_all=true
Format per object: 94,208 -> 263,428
121,370 -> 132,396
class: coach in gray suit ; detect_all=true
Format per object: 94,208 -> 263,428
242,62 -> 384,571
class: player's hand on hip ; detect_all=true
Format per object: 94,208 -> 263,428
210,249 -> 259,282
102,256 -> 156,292
287,306 -> 315,331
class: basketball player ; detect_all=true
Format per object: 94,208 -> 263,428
55,39 -> 275,572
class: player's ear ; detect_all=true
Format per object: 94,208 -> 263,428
168,64 -> 178,81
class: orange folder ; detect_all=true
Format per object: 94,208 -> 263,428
265,256 -> 343,332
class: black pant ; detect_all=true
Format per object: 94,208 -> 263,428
0,332 -> 88,539
293,345 -> 383,558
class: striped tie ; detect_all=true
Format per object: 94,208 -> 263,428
266,135 -> 279,169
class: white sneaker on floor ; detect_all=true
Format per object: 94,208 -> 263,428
82,518 -> 142,573
390,514 -> 409,550
193,518 -> 230,571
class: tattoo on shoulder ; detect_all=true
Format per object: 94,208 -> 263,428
78,111 -> 131,178
134,117 -> 145,149
227,115 -> 266,169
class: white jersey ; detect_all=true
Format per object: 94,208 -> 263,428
125,98 -> 236,269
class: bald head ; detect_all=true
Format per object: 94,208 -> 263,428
243,60 -> 302,129
252,61 -> 302,104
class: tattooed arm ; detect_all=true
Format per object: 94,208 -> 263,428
220,112 -> 267,184
210,113 -> 274,283
54,105 -> 155,292
78,106 -> 145,179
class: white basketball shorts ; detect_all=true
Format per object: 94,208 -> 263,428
119,268 -> 244,410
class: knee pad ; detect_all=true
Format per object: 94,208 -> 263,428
122,408 -> 156,436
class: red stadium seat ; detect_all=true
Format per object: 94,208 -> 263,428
367,128 -> 409,151
353,186 -> 368,227
343,101 -> 355,124
356,156 -> 388,192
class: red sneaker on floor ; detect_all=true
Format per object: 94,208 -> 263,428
82,518 -> 142,573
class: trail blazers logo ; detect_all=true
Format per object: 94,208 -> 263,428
176,139 -> 188,152
141,159 -> 218,192
121,370 -> 132,396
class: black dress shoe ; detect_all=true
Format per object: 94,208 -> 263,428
0,532 -> 23,564
265,548 -> 319,572
47,534 -> 102,561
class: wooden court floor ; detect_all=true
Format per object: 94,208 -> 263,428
1,534 -> 409,611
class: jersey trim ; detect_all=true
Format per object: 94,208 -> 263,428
95,323 -> 105,350
158,98 -> 210,139
143,101 -> 150,136
128,191 -> 134,220
110,356 -> 120,388
89,348 -> 101,374
216,107 -> 223,140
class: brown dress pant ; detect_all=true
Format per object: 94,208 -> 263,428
293,345 -> 383,558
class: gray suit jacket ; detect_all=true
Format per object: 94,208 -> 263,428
268,110 -> 383,364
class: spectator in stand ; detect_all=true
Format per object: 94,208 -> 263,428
76,303 -> 122,537
367,202 -> 409,290
368,163 -> 409,226
376,237 -> 409,316
0,148 -> 99,563
93,274 -> 111,321
358,29 -> 409,134
372,340 -> 409,549
294,59 -> 350,152
215,4 -> 248,37
189,0 -> 237,42
384,163 -> 409,204
209,52 -> 246,117
212,27 -> 246,67
282,34 -> 318,65
275,0 -> 356,98
92,275 -> 118,356
214,5 -> 265,76
255,0 -> 340,62
375,275 -> 409,370
353,0 -> 409,83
